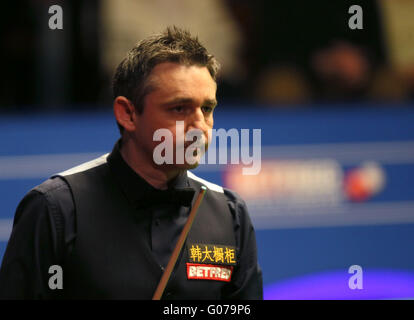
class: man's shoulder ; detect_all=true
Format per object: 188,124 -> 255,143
56,153 -> 109,177
32,153 -> 110,196
186,171 -> 247,206
33,176 -> 70,196
12,177 -> 71,232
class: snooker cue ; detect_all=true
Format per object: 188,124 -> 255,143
152,185 -> 207,300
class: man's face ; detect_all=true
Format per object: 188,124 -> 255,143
131,62 -> 217,170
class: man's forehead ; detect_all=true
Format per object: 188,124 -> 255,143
146,63 -> 217,103
148,62 -> 216,86
162,96 -> 217,107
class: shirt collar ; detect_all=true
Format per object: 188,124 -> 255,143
107,139 -> 190,208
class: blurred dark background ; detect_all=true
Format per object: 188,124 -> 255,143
1,0 -> 413,110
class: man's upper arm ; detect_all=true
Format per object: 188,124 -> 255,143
0,178 -> 72,299
223,188 -> 263,300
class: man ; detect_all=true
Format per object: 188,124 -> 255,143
0,27 -> 263,299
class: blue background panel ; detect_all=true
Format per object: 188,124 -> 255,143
1,105 -> 414,299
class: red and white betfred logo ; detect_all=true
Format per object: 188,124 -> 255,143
186,263 -> 233,282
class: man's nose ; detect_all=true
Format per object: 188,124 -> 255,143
187,108 -> 207,131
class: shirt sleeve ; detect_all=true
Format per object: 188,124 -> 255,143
222,189 -> 263,300
0,177 -> 74,300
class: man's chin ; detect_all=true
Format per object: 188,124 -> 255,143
174,161 -> 200,171
156,160 -> 200,172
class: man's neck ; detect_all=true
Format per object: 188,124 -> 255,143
119,138 -> 181,190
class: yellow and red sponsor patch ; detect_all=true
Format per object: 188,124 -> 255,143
186,243 -> 236,281
186,263 -> 233,282
187,243 -> 237,266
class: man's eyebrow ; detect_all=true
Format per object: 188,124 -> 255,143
163,97 -> 217,107
203,99 -> 218,107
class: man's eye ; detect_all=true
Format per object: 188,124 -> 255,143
172,106 -> 184,113
201,106 -> 213,114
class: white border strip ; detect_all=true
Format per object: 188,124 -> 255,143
58,153 -> 109,176
260,141 -> 414,165
0,153 -> 104,179
1,140 -> 414,179
249,201 -> 414,229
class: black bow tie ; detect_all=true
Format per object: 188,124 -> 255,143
137,187 -> 196,209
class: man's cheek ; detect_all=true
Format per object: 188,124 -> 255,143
205,128 -> 213,148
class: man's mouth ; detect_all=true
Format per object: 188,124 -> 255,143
184,141 -> 205,149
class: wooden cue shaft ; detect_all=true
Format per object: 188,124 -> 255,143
152,185 -> 207,300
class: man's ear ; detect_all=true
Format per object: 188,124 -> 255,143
113,96 -> 137,132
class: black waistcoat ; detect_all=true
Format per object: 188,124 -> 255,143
57,160 -> 236,299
